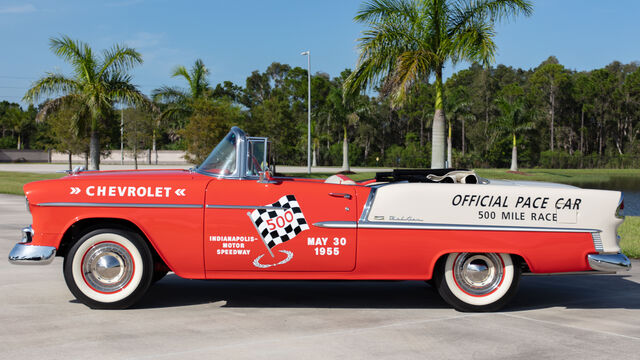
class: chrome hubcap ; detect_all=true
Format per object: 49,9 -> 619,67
453,253 -> 503,296
82,243 -> 133,293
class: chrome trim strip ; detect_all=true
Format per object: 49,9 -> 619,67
206,205 -> 284,210
591,232 -> 604,252
358,185 -> 380,222
315,220 -> 599,232
9,243 -> 56,265
588,253 -> 631,272
358,221 -> 599,233
314,221 -> 358,229
38,202 -> 202,209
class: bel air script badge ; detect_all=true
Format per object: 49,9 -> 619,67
388,215 -> 424,222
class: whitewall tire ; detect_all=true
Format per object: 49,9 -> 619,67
63,228 -> 153,309
434,252 -> 521,312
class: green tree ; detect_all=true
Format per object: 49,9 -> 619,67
493,84 -> 533,171
529,57 -> 570,152
152,59 -> 212,145
23,35 -> 148,170
48,101 -> 90,170
345,0 -> 532,168
182,98 -> 243,163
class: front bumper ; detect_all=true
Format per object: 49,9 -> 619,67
8,225 -> 56,265
588,253 -> 632,272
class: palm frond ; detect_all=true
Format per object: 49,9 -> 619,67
33,94 -> 83,122
99,44 -> 143,78
354,0 -> 419,23
151,86 -> 188,104
23,73 -> 80,104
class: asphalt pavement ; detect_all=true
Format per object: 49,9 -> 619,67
1,193 -> 639,359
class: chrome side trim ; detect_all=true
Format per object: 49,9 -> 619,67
358,186 -> 380,222
591,232 -> 604,252
358,221 -> 599,233
588,253 -> 631,272
314,220 -> 599,233
206,205 -> 284,210
314,221 -> 358,229
38,202 -> 202,209
9,243 -> 56,265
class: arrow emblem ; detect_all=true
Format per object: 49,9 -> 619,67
175,188 -> 186,196
69,187 -> 81,195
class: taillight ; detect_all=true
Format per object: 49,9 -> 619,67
616,195 -> 624,219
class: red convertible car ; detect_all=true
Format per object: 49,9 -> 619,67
9,127 -> 631,311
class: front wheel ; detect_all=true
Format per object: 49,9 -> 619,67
63,228 -> 153,309
434,252 -> 521,312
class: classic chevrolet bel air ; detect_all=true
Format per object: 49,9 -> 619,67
8,127 -> 631,311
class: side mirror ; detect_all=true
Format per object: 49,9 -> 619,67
258,170 -> 278,184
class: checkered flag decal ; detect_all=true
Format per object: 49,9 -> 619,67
250,195 -> 309,248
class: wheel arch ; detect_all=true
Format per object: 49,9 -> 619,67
57,217 -> 168,270
429,251 -> 530,280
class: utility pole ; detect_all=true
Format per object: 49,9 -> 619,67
301,50 -> 311,174
120,107 -> 124,165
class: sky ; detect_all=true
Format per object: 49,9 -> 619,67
1,0 -> 640,107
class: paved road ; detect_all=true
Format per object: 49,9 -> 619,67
1,194 -> 639,359
0,163 -> 391,174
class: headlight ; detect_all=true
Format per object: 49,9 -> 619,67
25,197 -> 30,213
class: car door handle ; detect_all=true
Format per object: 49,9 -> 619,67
329,192 -> 352,199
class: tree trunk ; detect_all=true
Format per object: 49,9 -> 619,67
134,143 -> 138,170
84,152 -> 89,169
68,151 -> 72,171
153,130 -> 158,165
431,68 -> 446,169
419,115 -> 424,147
510,133 -> 518,171
550,90 -> 555,151
341,124 -> 349,172
580,107 -> 584,153
447,121 -> 452,168
89,130 -> 100,170
461,117 -> 466,156
312,141 -> 317,167
17,135 -> 21,150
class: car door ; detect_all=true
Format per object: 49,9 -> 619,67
203,179 -> 357,272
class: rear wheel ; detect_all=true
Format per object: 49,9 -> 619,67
63,228 -> 153,309
434,252 -> 520,312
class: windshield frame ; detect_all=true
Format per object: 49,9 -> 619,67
196,126 -> 248,179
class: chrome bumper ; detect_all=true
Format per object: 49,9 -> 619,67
588,253 -> 632,272
8,225 -> 56,265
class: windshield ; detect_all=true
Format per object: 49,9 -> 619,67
198,131 -> 237,176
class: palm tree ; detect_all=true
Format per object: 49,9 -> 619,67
152,59 -> 211,136
24,35 -> 149,170
345,0 -> 532,168
493,90 -> 533,171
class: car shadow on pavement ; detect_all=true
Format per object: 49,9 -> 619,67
134,273 -> 640,311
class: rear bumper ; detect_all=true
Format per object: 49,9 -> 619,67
588,253 -> 631,272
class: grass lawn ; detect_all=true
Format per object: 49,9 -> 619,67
620,216 -> 640,258
0,171 -> 65,195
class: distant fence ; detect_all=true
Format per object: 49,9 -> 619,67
0,149 -> 190,165
0,149 -> 50,163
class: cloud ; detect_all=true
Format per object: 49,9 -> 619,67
0,4 -> 36,14
125,32 -> 164,49
105,0 -> 144,7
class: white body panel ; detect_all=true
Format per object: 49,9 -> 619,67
366,181 -> 624,253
